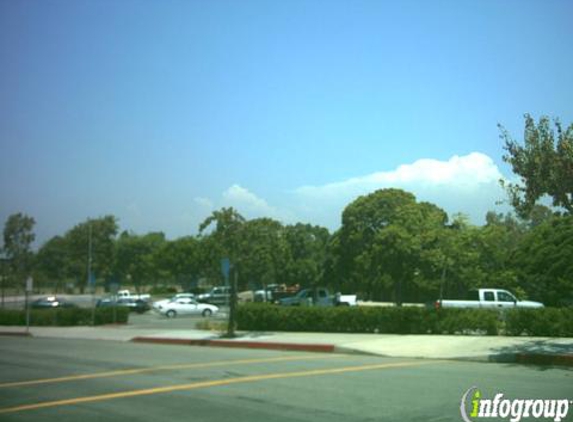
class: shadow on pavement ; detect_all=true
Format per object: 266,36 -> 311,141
488,339 -> 573,370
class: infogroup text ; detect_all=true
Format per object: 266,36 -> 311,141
460,387 -> 571,422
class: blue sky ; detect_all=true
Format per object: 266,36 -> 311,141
1,0 -> 572,245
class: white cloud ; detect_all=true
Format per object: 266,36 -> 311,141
194,196 -> 214,211
295,153 -> 502,197
194,153 -> 511,232
291,152 -> 510,228
220,184 -> 295,222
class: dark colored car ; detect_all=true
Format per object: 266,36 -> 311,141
96,298 -> 150,314
197,286 -> 231,305
31,296 -> 78,309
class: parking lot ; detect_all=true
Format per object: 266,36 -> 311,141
127,307 -> 229,329
0,294 -> 229,328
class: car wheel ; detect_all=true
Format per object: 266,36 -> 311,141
202,309 -> 212,317
166,310 -> 176,318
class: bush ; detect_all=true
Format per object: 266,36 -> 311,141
236,304 -> 472,334
148,286 -> 178,296
505,308 -> 573,337
0,307 -> 130,326
237,304 -> 571,336
435,308 -> 499,335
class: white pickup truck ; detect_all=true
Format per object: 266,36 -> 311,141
435,288 -> 544,309
117,290 -> 151,301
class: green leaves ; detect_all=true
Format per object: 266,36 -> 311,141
514,215 -> 573,307
339,188 -> 448,304
2,213 -> 36,283
500,114 -> 573,216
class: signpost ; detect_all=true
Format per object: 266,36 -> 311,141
221,257 -> 230,311
25,276 -> 33,333
87,223 -> 96,326
109,282 -> 120,323
221,257 -> 237,337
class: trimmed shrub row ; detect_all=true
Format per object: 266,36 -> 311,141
504,308 -> 573,337
236,304 -> 573,337
0,307 -> 130,326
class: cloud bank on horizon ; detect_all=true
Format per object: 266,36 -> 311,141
196,152 -> 511,231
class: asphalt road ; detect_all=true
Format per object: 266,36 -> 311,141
0,337 -> 571,422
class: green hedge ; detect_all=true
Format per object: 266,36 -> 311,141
504,308 -> 573,337
237,304 -> 573,337
0,307 -> 130,326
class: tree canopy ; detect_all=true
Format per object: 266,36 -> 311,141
500,114 -> 573,216
2,213 -> 36,288
8,113 -> 572,308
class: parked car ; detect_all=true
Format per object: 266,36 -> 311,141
277,288 -> 357,307
152,293 -> 196,311
30,296 -> 77,309
435,288 -> 544,309
116,290 -> 151,301
197,286 -> 231,305
96,297 -> 150,313
155,297 -> 218,318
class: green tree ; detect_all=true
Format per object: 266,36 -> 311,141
199,207 -> 246,282
430,216 -> 486,300
2,213 -> 36,291
283,223 -> 330,288
523,204 -> 554,229
500,114 -> 573,216
114,231 -> 166,292
154,236 -> 202,290
199,207 -> 246,337
35,235 -> 68,293
475,212 -> 525,294
64,216 -> 118,293
234,218 -> 293,290
514,215 -> 573,307
339,189 -> 448,305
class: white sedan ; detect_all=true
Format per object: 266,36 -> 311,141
156,298 -> 218,318
152,293 -> 196,311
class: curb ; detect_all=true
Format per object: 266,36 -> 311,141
514,353 -> 573,367
131,337 -> 335,353
0,331 -> 32,337
130,337 -> 573,367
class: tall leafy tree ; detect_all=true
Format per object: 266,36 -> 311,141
283,223 -> 330,288
514,215 -> 573,307
475,212 -> 525,294
500,114 -> 573,216
236,218 -> 289,290
64,216 -> 118,292
114,231 -> 166,292
339,189 -> 448,305
199,207 -> 246,285
2,213 -> 36,290
428,215 -> 486,300
35,235 -> 68,292
154,236 -> 201,290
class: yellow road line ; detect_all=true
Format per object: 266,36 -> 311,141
0,360 -> 436,415
0,354 -> 338,388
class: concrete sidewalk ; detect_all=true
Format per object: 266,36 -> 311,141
1,325 -> 572,366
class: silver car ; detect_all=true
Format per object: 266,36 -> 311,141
156,298 -> 218,318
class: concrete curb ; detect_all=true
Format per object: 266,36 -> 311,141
0,331 -> 32,337
514,353 -> 573,367
130,337 -> 573,367
131,337 -> 335,353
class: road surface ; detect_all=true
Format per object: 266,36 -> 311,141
0,337 -> 571,422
